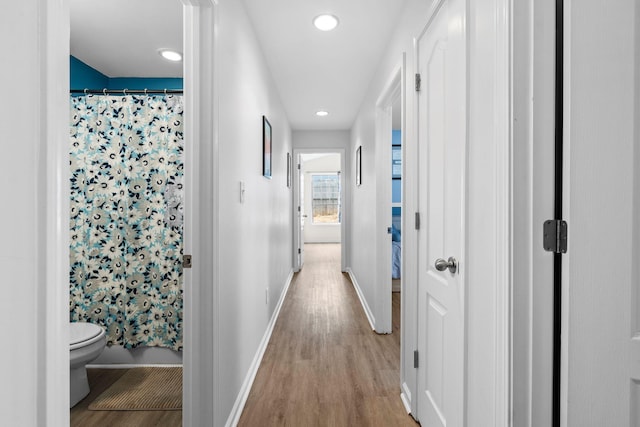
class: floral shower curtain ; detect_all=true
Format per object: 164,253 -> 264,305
69,94 -> 184,350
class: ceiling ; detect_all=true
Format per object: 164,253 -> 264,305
70,0 -> 183,78
70,0 -> 407,131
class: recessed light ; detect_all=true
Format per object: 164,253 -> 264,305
316,110 -> 329,117
158,49 -> 182,62
313,14 -> 339,31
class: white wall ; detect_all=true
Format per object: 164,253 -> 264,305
349,0 -> 433,412
92,346 -> 182,365
293,130 -> 350,150
216,1 -> 294,424
302,154 -> 341,243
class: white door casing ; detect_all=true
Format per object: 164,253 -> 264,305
180,1 -> 219,426
295,153 -> 305,270
561,0 -> 639,425
36,0 -> 218,424
415,0 -> 467,424
374,64 -> 403,335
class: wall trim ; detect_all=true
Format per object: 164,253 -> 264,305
43,0 -> 72,423
400,382 -> 412,414
493,0 -> 512,425
180,1 -> 219,426
225,269 -> 295,427
88,364 -> 183,369
346,268 -> 376,330
373,62 -> 404,335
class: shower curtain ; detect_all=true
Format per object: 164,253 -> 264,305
69,94 -> 184,350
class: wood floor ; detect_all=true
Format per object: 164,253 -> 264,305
72,244 -> 412,426
238,243 -> 417,426
70,368 -> 182,427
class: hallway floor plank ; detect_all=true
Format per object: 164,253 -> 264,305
238,244 -> 417,427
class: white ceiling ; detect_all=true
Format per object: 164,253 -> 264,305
70,0 -> 183,78
70,0 -> 407,131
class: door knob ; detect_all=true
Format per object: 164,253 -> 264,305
435,257 -> 457,274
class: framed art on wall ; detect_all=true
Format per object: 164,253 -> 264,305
356,146 -> 362,186
263,116 -> 272,179
287,152 -> 292,188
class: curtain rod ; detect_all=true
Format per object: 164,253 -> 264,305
70,88 -> 183,95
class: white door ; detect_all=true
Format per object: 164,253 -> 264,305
297,154 -> 305,269
415,0 -> 466,424
562,1 -> 639,425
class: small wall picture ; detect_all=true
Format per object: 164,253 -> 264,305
263,116 -> 272,179
287,152 -> 292,188
356,146 -> 362,186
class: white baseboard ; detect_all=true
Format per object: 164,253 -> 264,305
346,268 -> 376,330
225,269 -> 295,427
88,363 -> 182,369
400,381 -> 412,414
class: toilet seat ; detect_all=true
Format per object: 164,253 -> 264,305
70,322 -> 105,350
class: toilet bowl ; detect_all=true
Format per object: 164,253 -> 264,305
70,322 -> 106,408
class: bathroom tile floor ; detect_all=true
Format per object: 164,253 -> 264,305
70,368 -> 182,427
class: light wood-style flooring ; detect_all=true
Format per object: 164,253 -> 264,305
239,243 -> 417,426
70,368 -> 182,427
71,244 -> 412,426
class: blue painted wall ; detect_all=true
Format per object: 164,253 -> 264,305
392,129 -> 402,146
108,77 -> 183,91
70,56 -> 183,91
70,56 -> 108,89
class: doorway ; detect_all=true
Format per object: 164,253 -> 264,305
44,0 -> 218,425
293,149 -> 346,273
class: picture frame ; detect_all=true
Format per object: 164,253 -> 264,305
356,146 -> 362,186
286,152 -> 292,188
263,116 -> 272,179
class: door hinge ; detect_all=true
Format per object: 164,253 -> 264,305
414,350 -> 419,368
297,163 -> 301,170
543,219 -> 568,254
298,248 -> 301,254
415,73 -> 421,92
415,212 -> 421,230
183,254 -> 192,269
298,206 -> 301,212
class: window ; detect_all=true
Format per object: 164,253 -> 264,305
311,173 -> 341,223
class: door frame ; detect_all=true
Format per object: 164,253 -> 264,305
373,62 -> 404,337
293,148 -> 346,272
43,0 -> 219,425
511,0 -> 557,425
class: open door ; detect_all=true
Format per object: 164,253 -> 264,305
415,0 -> 467,424
560,1 -> 640,424
295,153 -> 305,271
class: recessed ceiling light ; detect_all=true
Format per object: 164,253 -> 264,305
158,49 -> 182,62
313,14 -> 339,31
316,110 -> 329,117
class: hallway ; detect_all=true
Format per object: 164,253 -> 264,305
238,244 -> 416,426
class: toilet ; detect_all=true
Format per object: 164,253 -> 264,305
70,322 -> 106,407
